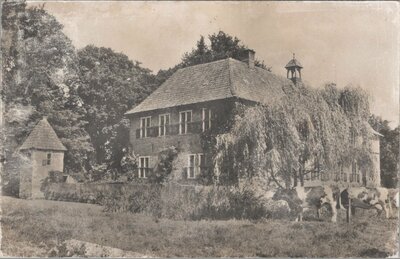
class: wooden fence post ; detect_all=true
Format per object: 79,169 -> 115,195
346,198 -> 352,223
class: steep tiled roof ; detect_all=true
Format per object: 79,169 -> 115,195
19,118 -> 67,151
125,58 -> 293,115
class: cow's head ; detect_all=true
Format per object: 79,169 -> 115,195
272,188 -> 296,202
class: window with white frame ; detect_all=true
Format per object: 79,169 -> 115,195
187,153 -> 206,179
140,116 -> 151,138
187,154 -> 196,179
179,110 -> 192,134
138,156 -> 150,178
159,114 -> 170,136
202,108 -> 212,132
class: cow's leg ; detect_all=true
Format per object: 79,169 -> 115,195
338,191 -> 345,210
382,201 -> 389,219
375,205 -> 383,217
299,212 -> 303,222
387,197 -> 393,218
317,207 -> 321,219
331,203 -> 337,223
351,206 -> 356,216
346,198 -> 352,223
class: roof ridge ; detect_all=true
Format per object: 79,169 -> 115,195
178,58 -> 230,72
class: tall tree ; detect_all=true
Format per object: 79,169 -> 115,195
77,45 -> 158,176
1,2 -> 93,175
156,31 -> 270,85
213,83 -> 373,189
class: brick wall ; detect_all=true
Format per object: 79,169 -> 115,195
127,98 -> 237,182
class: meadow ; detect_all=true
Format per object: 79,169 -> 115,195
1,196 -> 398,257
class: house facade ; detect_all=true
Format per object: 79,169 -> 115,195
125,51 -> 381,187
18,117 -> 67,199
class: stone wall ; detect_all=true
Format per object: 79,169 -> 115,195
31,150 -> 64,199
18,155 -> 33,199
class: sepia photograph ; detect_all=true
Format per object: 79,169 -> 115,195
1,0 -> 399,257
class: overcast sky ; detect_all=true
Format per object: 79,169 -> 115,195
29,1 -> 399,127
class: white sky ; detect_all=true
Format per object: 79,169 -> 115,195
29,1 -> 399,128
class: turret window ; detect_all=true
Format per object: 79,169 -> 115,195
42,153 -> 51,166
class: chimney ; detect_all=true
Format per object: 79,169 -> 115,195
239,49 -> 255,68
247,49 -> 255,69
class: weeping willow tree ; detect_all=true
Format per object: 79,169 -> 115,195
213,82 -> 374,189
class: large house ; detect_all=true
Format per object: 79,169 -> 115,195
125,51 -> 381,187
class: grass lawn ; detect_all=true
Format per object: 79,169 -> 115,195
1,196 -> 398,257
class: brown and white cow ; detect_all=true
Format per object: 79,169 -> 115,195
339,187 -> 391,219
272,186 -> 337,222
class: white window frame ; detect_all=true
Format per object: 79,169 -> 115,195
140,116 -> 151,138
158,113 -> 170,137
202,108 -> 212,132
179,110 -> 192,135
187,154 -> 196,179
138,156 -> 150,178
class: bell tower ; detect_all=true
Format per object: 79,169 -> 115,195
285,53 -> 303,84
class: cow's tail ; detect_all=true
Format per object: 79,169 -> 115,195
340,189 -> 349,209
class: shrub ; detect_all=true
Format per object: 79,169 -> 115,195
193,187 -> 269,220
150,146 -> 178,184
41,182 -> 273,221
101,185 -> 162,216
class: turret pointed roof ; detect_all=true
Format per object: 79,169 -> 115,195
19,117 -> 67,151
285,54 -> 303,69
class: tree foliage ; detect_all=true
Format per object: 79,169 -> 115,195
2,3 -> 159,181
1,2 -> 93,174
77,45 -> 158,172
155,31 -> 270,85
213,83 -> 374,188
